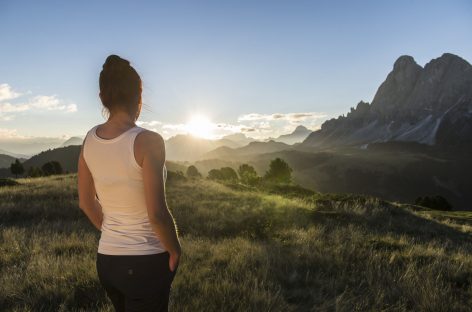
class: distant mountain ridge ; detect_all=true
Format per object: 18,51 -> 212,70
267,125 -> 312,145
302,53 -> 472,148
0,148 -> 30,160
199,140 -> 291,160
61,136 -> 84,147
165,133 -> 259,161
0,154 -> 27,169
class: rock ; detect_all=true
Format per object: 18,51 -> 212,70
301,53 -> 472,148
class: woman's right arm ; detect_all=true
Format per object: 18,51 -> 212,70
141,131 -> 182,271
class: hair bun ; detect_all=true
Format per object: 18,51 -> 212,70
103,54 -> 130,71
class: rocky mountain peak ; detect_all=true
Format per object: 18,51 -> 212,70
393,55 -> 419,71
369,55 -> 422,117
423,53 -> 471,78
302,53 -> 472,148
293,125 -> 309,134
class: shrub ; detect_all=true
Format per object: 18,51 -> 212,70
207,167 -> 238,182
207,168 -> 223,180
27,166 -> 43,177
41,161 -> 63,176
237,164 -> 260,186
219,167 -> 238,182
263,157 -> 293,184
167,170 -> 187,183
186,165 -> 202,178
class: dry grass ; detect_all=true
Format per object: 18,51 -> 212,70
0,174 -> 471,311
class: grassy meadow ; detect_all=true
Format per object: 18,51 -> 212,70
1,173 -> 472,311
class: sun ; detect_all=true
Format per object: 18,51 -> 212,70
185,114 -> 215,139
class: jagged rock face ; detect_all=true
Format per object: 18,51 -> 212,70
302,53 -> 472,148
370,55 -> 423,121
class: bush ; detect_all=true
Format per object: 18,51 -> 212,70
167,170 -> 187,183
207,168 -> 223,180
207,167 -> 238,182
41,161 -> 63,176
238,164 -> 260,186
186,165 -> 202,178
263,157 -> 293,184
415,195 -> 453,211
219,167 -> 238,182
27,166 -> 43,177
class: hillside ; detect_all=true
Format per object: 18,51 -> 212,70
1,174 -> 471,310
200,140 -> 292,160
0,148 -> 30,159
0,154 -> 28,169
165,134 -> 258,162
256,144 -> 471,210
0,145 -> 188,178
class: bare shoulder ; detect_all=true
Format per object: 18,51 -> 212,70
135,128 -> 166,156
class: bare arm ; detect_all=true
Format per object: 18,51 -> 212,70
77,141 -> 103,230
142,131 -> 182,269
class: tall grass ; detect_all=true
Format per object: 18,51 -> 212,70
0,174 -> 471,311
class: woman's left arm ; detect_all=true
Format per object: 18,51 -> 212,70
77,142 -> 103,230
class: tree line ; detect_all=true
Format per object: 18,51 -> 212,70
179,157 -> 293,186
10,159 -> 64,178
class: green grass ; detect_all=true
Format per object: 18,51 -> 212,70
1,174 -> 472,311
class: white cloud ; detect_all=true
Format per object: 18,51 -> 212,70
162,123 -> 186,131
0,102 -> 30,113
0,115 -> 14,121
66,103 -> 78,112
138,110 -> 330,140
0,84 -> 78,120
231,111 -> 329,139
136,120 -> 162,127
238,112 -> 327,123
0,128 -> 26,139
0,84 -> 22,102
29,95 -> 77,112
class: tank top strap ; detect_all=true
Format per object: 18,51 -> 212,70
127,126 -> 147,169
127,126 -> 167,181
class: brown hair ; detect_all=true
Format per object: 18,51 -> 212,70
99,54 -> 142,119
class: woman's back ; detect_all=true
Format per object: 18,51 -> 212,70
83,123 -> 167,255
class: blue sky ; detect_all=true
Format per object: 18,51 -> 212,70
1,0 -> 471,143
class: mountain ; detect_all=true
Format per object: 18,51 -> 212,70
165,134 -> 259,161
0,149 -> 31,159
191,53 -> 472,210
271,125 -> 312,145
61,136 -> 84,147
221,133 -> 256,146
0,154 -> 28,169
301,53 -> 472,149
199,140 -> 292,160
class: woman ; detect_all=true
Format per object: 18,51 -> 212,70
77,54 -> 182,312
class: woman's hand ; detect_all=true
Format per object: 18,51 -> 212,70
169,248 -> 181,272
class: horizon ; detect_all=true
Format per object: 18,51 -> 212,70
1,1 -> 471,152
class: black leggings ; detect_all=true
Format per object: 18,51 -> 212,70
96,251 -> 178,312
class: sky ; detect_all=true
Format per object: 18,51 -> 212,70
1,0 -> 471,147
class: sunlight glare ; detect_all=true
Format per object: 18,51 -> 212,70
185,114 -> 215,139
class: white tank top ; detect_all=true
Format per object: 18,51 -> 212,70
83,124 -> 167,255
